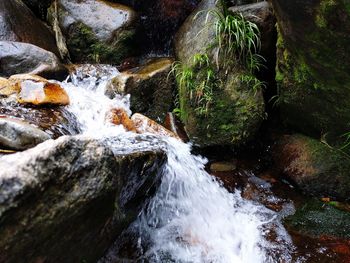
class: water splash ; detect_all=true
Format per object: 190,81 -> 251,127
61,65 -> 294,262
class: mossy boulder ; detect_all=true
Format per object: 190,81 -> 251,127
285,198 -> 350,239
273,134 -> 350,201
174,0 -> 265,146
272,0 -> 350,145
47,0 -> 137,64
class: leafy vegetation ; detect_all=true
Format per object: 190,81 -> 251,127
171,0 -> 264,117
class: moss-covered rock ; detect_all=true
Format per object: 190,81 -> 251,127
47,0 -> 137,64
272,0 -> 350,145
273,134 -> 350,201
285,198 -> 350,239
174,0 -> 265,147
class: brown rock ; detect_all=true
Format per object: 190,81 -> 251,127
131,113 -> 180,139
106,108 -> 136,132
163,112 -> 189,142
210,161 -> 237,172
7,74 -> 69,106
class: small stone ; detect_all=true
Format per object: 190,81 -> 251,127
210,161 -> 237,172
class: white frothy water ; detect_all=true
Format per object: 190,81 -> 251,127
60,65 -> 294,263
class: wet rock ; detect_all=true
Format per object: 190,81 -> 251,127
286,198 -> 350,239
210,161 -> 237,172
48,0 -> 137,64
0,41 -> 68,80
106,108 -> 136,132
174,0 -> 265,147
273,134 -> 350,201
6,74 -> 70,106
106,57 -> 174,122
272,0 -> 350,145
0,0 -> 59,56
0,135 -> 166,263
131,113 -> 180,139
0,103 -> 80,138
164,112 -> 189,142
0,117 -> 50,150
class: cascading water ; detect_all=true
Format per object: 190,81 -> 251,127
59,65 -> 295,263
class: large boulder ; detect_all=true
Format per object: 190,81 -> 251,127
0,41 -> 68,80
0,135 -> 166,263
0,117 -> 50,150
0,0 -> 60,56
106,57 -> 174,122
174,0 -> 265,146
272,0 -> 350,145
47,0 -> 137,64
273,134 -> 350,201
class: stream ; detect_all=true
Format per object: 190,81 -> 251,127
58,65 -> 294,262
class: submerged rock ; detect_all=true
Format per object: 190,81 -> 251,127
0,135 -> 166,263
174,0 -> 265,147
106,57 -> 174,122
47,0 -> 137,64
272,0 -> 350,145
0,117 -> 50,150
0,41 -> 68,80
273,134 -> 350,201
0,0 -> 59,56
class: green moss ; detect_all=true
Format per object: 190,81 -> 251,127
67,22 -> 134,64
285,198 -> 350,238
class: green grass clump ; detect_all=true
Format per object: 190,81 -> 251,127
172,0 -> 264,118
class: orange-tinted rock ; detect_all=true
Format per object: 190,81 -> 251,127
106,108 -> 136,132
131,113 -> 180,139
8,74 -> 69,106
164,112 -> 189,142
0,77 -> 18,96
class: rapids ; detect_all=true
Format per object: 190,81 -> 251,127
58,65 -> 294,263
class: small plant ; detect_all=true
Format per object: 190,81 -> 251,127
170,54 -> 218,117
171,0 -> 265,118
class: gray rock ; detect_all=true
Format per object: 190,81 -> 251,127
0,135 -> 166,262
0,0 -> 60,56
0,117 -> 50,150
0,41 -> 68,80
48,0 -> 137,64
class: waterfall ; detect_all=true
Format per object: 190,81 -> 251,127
59,65 -> 294,263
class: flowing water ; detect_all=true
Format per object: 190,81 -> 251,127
58,65 -> 295,262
